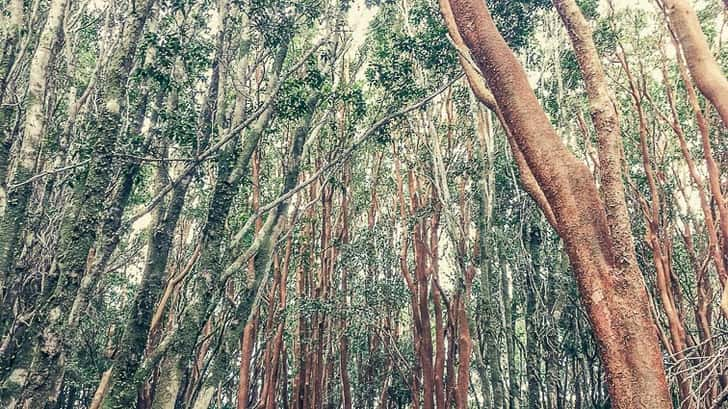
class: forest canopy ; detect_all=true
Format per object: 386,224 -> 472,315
0,0 -> 727,408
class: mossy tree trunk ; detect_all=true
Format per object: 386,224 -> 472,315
8,1 -> 156,406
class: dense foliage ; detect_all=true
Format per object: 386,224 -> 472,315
0,0 -> 726,408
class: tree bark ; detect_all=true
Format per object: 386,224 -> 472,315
102,170 -> 192,409
237,149 -> 262,409
9,1 -> 155,406
661,0 -> 728,128
526,225 -> 541,409
444,1 -> 672,407
0,0 -> 67,307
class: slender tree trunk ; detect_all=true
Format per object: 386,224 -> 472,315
0,0 -> 67,307
68,88 -> 159,332
407,171 -> 435,409
237,149 -> 262,409
661,0 -> 728,128
430,210 -> 446,409
502,259 -> 518,409
665,26 -> 728,317
236,318 -> 257,409
151,44 -> 285,409
101,170 -> 192,409
263,231 -> 292,409
525,225 -> 541,409
339,166 -> 353,409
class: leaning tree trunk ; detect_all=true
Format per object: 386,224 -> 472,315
0,0 -> 67,310
553,1 -> 696,405
10,1 -> 156,406
150,40 -> 286,408
661,0 -> 728,128
443,1 -> 672,408
101,168 -> 192,409
152,94 -> 315,409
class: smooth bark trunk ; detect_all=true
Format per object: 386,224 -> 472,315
662,0 -> 728,128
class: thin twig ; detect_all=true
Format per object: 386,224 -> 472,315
8,159 -> 91,189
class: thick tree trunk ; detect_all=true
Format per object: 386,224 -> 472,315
444,1 -> 672,407
9,1 -> 155,406
555,1 -> 695,405
0,0 -> 24,105
551,0 -> 634,262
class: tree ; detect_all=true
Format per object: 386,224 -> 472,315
1,0 -> 727,407
443,0 -> 672,407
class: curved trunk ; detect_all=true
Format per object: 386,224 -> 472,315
662,0 -> 728,128
444,1 -> 672,407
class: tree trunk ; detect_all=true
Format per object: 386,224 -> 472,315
525,225 -> 541,409
151,43 -> 285,409
10,1 -> 155,406
661,0 -> 728,128
339,166 -> 353,409
444,1 -> 672,407
102,169 -> 192,409
0,0 -> 66,305
237,149 -> 262,409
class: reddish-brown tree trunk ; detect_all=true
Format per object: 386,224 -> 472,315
339,167 -> 353,409
665,28 -> 728,317
444,1 -> 672,407
263,231 -> 292,409
556,0 -> 696,405
430,207 -> 447,409
395,156 -> 422,409
408,170 -> 436,409
237,149 -> 262,409
661,0 -> 728,128
236,319 -> 257,409
437,0 -> 557,230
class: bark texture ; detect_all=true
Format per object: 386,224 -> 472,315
444,1 -> 672,407
0,0 -> 67,304
662,0 -> 728,128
